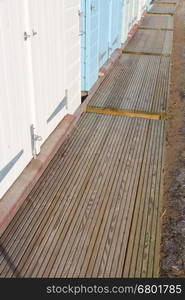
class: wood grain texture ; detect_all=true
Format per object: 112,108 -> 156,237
88,54 -> 170,114
0,114 -> 165,278
140,15 -> 174,30
154,0 -> 178,4
148,5 -> 176,15
0,3 -> 171,278
86,107 -> 167,120
124,30 -> 173,56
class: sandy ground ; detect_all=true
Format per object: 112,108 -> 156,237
160,0 -> 185,277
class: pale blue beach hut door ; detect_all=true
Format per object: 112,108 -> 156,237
98,0 -> 110,68
108,0 -> 122,55
81,0 -> 99,91
81,0 -> 122,92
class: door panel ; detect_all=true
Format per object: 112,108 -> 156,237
98,0 -> 109,67
81,0 -> 122,91
109,0 -> 122,54
0,0 -> 33,197
81,0 -> 99,91
87,0 -> 99,90
28,0 -> 66,144
0,0 -> 80,198
80,0 -> 86,90
121,0 -> 130,43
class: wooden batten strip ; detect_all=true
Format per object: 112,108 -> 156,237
147,12 -> 174,16
122,50 -> 171,57
154,2 -> 177,5
139,26 -> 174,31
86,106 -> 167,120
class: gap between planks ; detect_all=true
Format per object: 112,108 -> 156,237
147,12 -> 174,16
122,50 -> 171,57
154,2 -> 177,5
86,107 -> 167,120
139,27 -> 174,31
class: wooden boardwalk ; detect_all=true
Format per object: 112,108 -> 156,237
88,54 -> 170,113
0,0 -> 175,278
140,15 -> 174,30
148,5 -> 176,15
124,29 -> 173,56
0,114 -> 165,278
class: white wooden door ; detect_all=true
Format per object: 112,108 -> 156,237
0,0 -> 80,198
0,0 -> 33,198
27,0 -> 66,147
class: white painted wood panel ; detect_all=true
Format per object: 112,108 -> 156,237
64,0 -> 81,114
28,0 -> 81,145
0,0 -> 81,198
28,0 -> 66,145
0,0 -> 33,198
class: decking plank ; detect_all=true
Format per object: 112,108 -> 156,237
134,122 -> 159,278
143,122 -> 165,277
154,0 -> 178,4
122,120 -> 165,278
124,30 -> 173,56
89,55 -> 170,114
140,15 -> 174,30
148,5 -> 176,15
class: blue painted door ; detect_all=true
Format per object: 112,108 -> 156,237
108,0 -> 122,55
80,0 -> 86,91
81,0 -> 99,91
81,0 -> 123,92
86,0 -> 99,90
98,0 -> 110,68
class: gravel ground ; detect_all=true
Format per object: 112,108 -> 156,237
160,0 -> 185,277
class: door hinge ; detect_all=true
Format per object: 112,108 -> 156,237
24,31 -> 31,41
78,10 -> 85,36
24,29 -> 37,41
90,3 -> 96,11
30,124 -> 42,159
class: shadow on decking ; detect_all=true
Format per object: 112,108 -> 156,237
0,244 -> 21,278
0,0 -> 174,278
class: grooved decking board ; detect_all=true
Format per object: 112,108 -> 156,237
140,15 -> 174,30
89,54 -> 170,113
124,29 -> 173,56
148,5 -> 176,15
154,0 -> 178,4
0,113 -> 164,278
122,120 -> 165,278
86,107 -> 166,120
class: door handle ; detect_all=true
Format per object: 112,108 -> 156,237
32,29 -> 37,36
91,4 -> 96,11
78,10 -> 85,36
24,30 -> 37,41
24,32 -> 31,41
